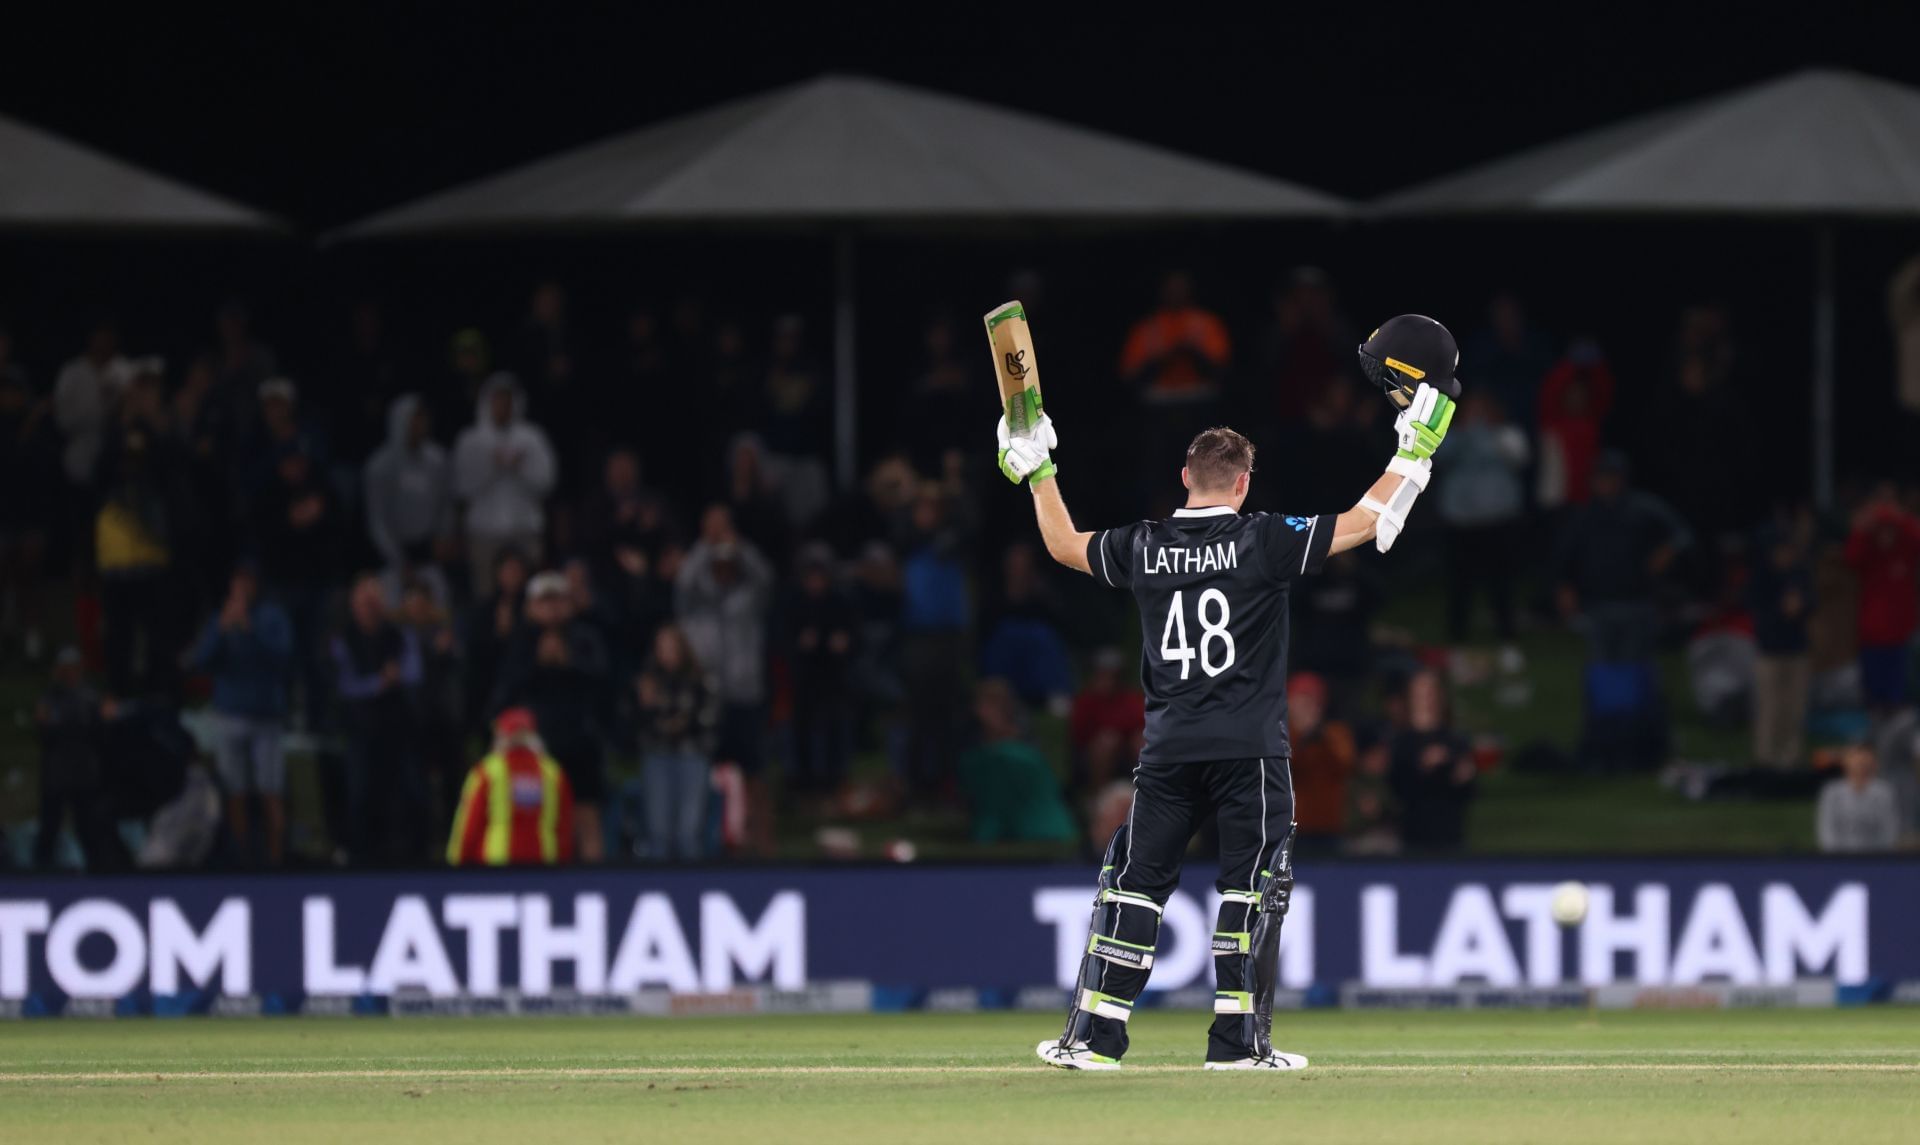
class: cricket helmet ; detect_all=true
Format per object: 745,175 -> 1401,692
1358,315 -> 1461,408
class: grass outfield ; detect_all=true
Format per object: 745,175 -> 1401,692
2,1010 -> 1916,1144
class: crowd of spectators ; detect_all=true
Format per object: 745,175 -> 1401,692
7,268 -> 1920,870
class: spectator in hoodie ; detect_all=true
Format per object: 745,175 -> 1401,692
330,573 -> 425,864
493,570 -> 612,861
785,543 -> 858,798
1845,492 -> 1920,711
635,623 -> 719,860
364,394 -> 453,604
1748,519 -> 1815,768
1535,339 -> 1615,513
190,563 -> 293,865
455,373 -> 557,596
676,505 -> 775,850
1437,391 -> 1530,646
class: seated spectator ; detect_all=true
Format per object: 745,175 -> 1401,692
957,679 -> 1077,845
1748,520 -> 1815,768
785,543 -> 857,798
455,373 -> 556,596
1816,738 -> 1901,852
981,542 -> 1076,712
447,707 -> 575,867
190,562 -> 293,866
34,648 -> 123,871
1069,647 -> 1145,793
635,624 -> 719,861
494,570 -> 612,862
1437,391 -> 1529,646
330,573 -> 425,865
1845,492 -> 1920,712
1388,669 -> 1476,852
676,506 -> 774,853
1287,673 -> 1354,851
364,394 -> 453,604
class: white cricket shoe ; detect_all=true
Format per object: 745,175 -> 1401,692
1204,1050 -> 1309,1071
1035,1039 -> 1122,1071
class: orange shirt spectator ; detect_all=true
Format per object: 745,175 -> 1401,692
1285,673 -> 1353,841
1120,272 -> 1231,401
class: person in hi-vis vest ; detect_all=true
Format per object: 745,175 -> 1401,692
447,707 -> 576,866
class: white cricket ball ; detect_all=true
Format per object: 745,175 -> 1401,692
1550,881 -> 1590,927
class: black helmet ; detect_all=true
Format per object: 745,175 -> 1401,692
1358,315 -> 1461,408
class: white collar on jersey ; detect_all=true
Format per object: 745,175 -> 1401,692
1172,505 -> 1237,518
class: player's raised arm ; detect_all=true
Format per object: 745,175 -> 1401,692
1328,316 -> 1462,556
1328,382 -> 1454,554
998,411 -> 1093,574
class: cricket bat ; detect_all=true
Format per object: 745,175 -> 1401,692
984,300 -> 1044,434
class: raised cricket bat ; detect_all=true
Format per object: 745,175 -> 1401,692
984,300 -> 1044,434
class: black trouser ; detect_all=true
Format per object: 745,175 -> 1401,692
1088,755 -> 1293,1061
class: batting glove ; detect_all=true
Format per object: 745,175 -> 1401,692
997,412 -> 1058,484
1394,382 -> 1456,463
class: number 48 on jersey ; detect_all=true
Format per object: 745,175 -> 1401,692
1159,589 -> 1236,679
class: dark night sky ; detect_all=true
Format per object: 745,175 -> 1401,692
5,4 -> 1919,227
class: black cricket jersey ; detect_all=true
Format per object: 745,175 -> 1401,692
1087,506 -> 1333,763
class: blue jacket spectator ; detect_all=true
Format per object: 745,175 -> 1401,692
190,564 -> 294,864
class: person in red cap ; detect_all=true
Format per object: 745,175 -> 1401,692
446,706 -> 576,866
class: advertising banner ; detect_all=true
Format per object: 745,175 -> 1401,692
0,859 -> 1903,1014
